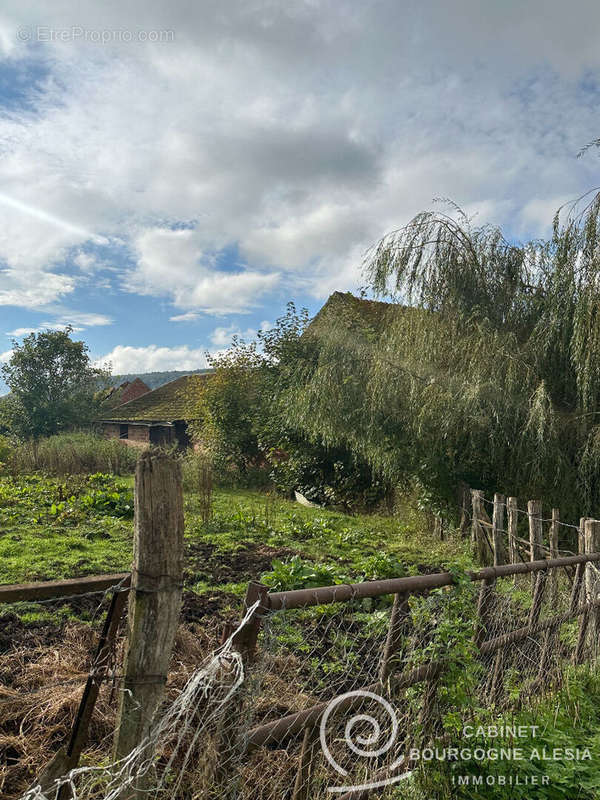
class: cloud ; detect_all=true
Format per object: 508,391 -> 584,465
97,344 -> 209,374
0,0 -> 600,317
170,312 -> 199,322
5,312 -> 111,340
128,227 -> 280,313
6,327 -> 41,338
0,269 -> 74,308
210,320 -> 271,347
52,311 -> 113,327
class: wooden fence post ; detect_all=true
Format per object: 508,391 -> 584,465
579,518 -> 587,555
492,493 -> 506,567
292,723 -> 320,800
507,497 -> 518,568
38,585 -> 129,797
584,520 -> 600,660
379,593 -> 409,684
475,576 -> 496,648
113,452 -> 184,779
471,490 -> 492,566
211,581 -> 270,795
550,508 -> 560,604
458,483 -> 470,537
528,500 -> 543,586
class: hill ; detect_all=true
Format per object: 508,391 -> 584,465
109,368 -> 212,391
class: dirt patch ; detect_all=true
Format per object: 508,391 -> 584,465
0,612 -> 66,656
185,541 -> 298,584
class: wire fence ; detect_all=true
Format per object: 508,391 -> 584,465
4,487 -> 600,799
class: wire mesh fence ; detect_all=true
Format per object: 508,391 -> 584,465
0,579 -> 129,798
187,554 -> 600,800
4,529 -> 600,798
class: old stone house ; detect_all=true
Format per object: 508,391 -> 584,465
100,373 -> 207,448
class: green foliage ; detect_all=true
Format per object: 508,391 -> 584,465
187,304 -> 391,508
0,434 -> 13,469
260,555 -> 352,591
417,667 -> 600,799
0,472 -> 133,582
275,196 -> 600,519
1,327 -> 110,439
5,432 -> 138,476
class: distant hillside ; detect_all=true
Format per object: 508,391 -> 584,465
110,368 -> 213,391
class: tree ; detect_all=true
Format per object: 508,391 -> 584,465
279,195 -> 600,520
1,328 -> 109,439
186,305 -> 388,507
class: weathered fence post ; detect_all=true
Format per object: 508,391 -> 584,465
113,452 -> 184,778
292,723 -> 320,800
528,500 -> 543,586
550,508 -> 560,604
507,497 -> 518,567
584,519 -> 600,660
528,570 -> 547,630
379,592 -> 410,684
458,483 -> 470,537
471,490 -> 492,565
475,576 -> 496,648
492,493 -> 506,566
579,518 -> 587,556
39,585 -> 129,798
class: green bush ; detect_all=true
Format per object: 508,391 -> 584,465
260,555 -> 352,591
7,432 -> 138,476
0,434 -> 13,471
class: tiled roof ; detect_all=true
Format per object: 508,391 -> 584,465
99,373 -> 208,423
307,291 -> 401,336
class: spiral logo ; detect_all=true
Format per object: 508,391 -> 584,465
17,26 -> 32,42
319,690 -> 412,793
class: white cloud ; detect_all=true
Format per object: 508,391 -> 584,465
0,349 -> 12,363
210,320 -> 272,347
0,269 -> 74,308
5,312 -> 111,340
6,327 -> 40,337
128,227 -> 280,313
170,312 -> 199,322
0,0 -> 599,315
53,311 -> 113,327
97,344 -> 209,374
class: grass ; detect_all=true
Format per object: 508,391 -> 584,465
0,473 -> 472,593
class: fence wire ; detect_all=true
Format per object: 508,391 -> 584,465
188,563 -> 598,800
4,561 -> 600,799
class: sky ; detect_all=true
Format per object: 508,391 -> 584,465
0,1 -> 600,387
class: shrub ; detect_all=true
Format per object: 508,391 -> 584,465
7,432 -> 139,476
260,555 -> 351,592
0,435 -> 13,471
181,450 -> 214,523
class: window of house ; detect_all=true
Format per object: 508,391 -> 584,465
119,424 -> 128,440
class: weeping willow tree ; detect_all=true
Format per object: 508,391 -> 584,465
283,195 -> 600,520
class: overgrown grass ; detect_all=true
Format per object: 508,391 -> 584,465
415,665 -> 600,799
0,473 -> 133,583
0,475 -> 470,590
3,432 -> 139,476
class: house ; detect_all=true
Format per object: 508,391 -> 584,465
99,378 -> 151,409
99,373 -> 208,448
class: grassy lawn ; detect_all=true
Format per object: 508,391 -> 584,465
0,474 -> 472,592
